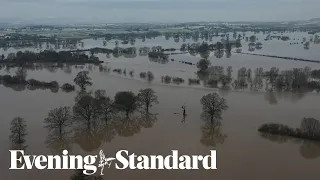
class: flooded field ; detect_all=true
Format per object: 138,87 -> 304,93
1,31 -> 320,59
1,31 -> 320,180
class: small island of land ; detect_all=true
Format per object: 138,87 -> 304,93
258,118 -> 320,141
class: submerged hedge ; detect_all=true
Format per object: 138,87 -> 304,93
259,118 -> 320,141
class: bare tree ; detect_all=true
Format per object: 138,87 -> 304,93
73,91 -> 105,152
94,90 -> 115,124
9,117 -> 28,167
10,117 -> 27,145
197,59 -> 211,73
146,71 -> 155,83
300,118 -> 320,137
7,53 -> 16,61
249,35 -> 256,42
74,71 -> 92,90
44,107 -> 73,136
265,67 -> 279,90
137,88 -> 159,113
73,92 -> 100,126
114,91 -> 137,117
200,93 -> 228,126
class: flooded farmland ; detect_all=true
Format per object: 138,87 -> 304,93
1,31 -> 320,180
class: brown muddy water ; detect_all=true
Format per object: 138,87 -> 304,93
1,68 -> 320,180
1,31 -> 320,179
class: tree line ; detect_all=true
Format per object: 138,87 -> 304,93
197,60 -> 320,92
1,50 -> 102,64
3,62 -> 320,95
0,68 -> 75,92
9,72 -> 231,153
259,118 -> 320,141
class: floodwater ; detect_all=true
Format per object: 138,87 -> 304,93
1,31 -> 320,180
1,31 -> 320,59
1,68 -> 320,180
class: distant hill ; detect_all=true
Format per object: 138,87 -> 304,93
310,18 -> 320,22
0,23 -> 11,28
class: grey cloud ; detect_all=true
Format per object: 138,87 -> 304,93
0,0 -> 319,24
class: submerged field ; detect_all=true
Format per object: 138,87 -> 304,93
1,31 -> 320,180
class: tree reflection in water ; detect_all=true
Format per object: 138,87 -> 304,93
225,51 -> 232,58
138,112 -> 158,129
73,112 -> 158,152
2,83 -> 26,92
45,129 -> 73,154
148,57 -> 169,64
63,65 -> 72,74
73,113 -> 116,152
260,132 -> 291,144
44,106 -> 73,153
260,133 -> 320,159
200,122 -> 227,147
98,123 -> 117,143
300,141 -> 320,159
74,121 -> 104,152
114,115 -> 142,137
263,91 -> 308,105
199,92 -> 228,147
199,51 -> 210,59
50,89 -> 160,152
72,90 -> 106,152
70,169 -> 103,180
214,50 -> 224,58
264,91 -> 278,105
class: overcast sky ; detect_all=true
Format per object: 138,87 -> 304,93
1,0 -> 319,24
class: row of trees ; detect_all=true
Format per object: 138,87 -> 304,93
196,59 -> 320,92
10,92 -> 320,161
181,40 -> 242,52
2,50 -> 101,64
3,64 -> 319,96
9,89 -> 230,152
9,87 -> 159,153
3,64 -> 320,96
0,67 -> 76,92
0,37 -> 82,50
260,127 -> 320,159
259,118 -> 320,141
